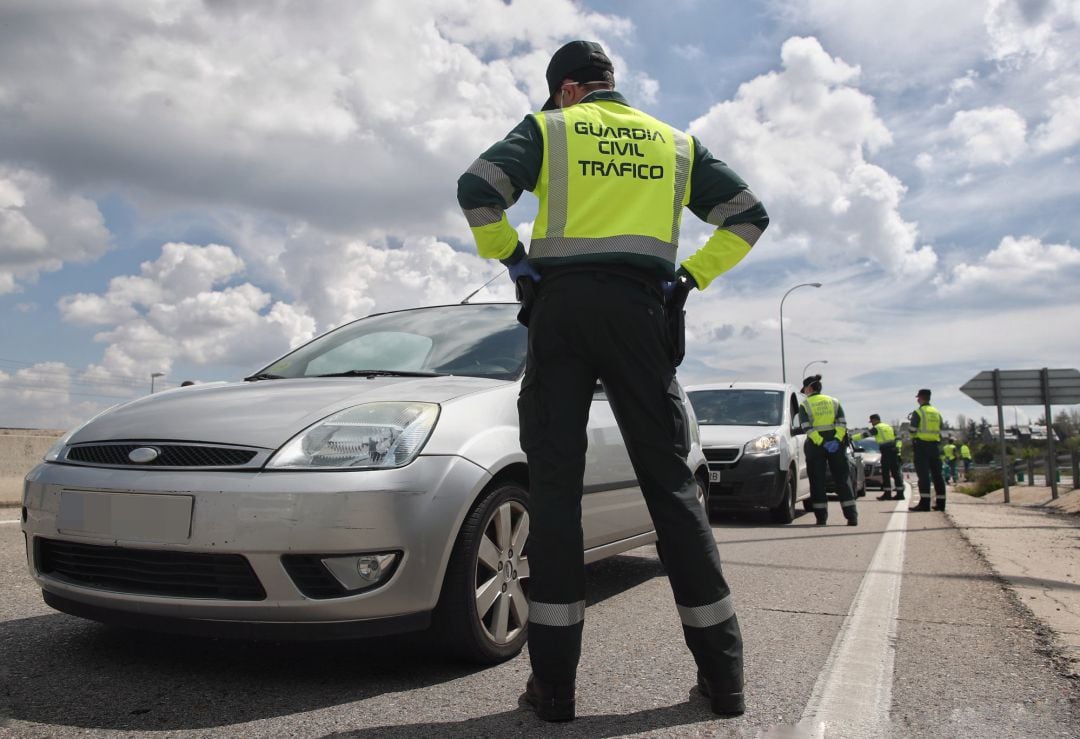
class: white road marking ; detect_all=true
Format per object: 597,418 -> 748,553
1,519 -> 21,525
798,496 -> 909,738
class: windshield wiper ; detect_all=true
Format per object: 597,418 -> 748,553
314,369 -> 446,378
244,372 -> 286,381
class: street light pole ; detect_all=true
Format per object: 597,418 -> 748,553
801,359 -> 828,380
780,282 -> 822,383
150,372 -> 164,394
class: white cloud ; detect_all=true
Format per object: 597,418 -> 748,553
1033,91 -> 1080,152
985,0 -> 1080,69
937,234 -> 1080,296
0,1 -> 635,238
687,36 -> 936,276
58,242 -> 317,380
0,362 -> 117,430
946,106 -> 1028,166
0,167 -> 110,294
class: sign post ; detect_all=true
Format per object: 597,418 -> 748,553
960,368 -> 1080,501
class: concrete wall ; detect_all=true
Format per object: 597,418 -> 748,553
0,429 -> 65,506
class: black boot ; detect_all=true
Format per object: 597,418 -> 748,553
815,515 -> 827,526
520,674 -> 575,722
697,672 -> 745,717
909,499 -> 931,511
846,514 -> 858,526
876,491 -> 893,501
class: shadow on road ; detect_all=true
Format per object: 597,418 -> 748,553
0,553 -> 666,732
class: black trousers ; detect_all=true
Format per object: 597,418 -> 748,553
518,270 -> 742,693
913,439 -> 946,505
880,443 -> 903,493
804,439 -> 857,521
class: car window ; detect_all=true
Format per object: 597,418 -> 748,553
854,438 -> 880,452
688,389 -> 784,426
262,304 -> 527,381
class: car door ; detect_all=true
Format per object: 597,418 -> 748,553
789,392 -> 810,496
581,383 -> 652,549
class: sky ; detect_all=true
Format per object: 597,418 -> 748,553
2,0 -> 1079,433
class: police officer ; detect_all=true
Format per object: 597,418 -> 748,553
942,438 -> 958,484
855,413 -> 904,500
798,375 -> 858,526
909,388 -> 947,511
457,40 -> 768,722
960,440 -> 973,479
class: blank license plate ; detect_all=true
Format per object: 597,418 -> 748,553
57,491 -> 193,542
709,471 -> 722,483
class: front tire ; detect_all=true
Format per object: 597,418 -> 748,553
769,470 -> 797,524
435,482 -> 530,664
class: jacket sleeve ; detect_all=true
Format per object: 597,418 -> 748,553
835,401 -> 848,442
456,116 -> 543,265
681,137 -> 769,289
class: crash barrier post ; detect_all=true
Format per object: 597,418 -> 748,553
1072,450 -> 1079,490
1028,458 -> 1036,486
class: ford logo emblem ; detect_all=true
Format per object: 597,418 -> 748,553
128,447 -> 160,464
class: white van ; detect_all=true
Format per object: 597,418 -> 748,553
685,382 -> 811,523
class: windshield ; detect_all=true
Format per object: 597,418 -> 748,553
256,304 -> 527,382
688,389 -> 784,426
854,438 -> 880,452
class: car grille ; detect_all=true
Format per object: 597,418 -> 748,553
65,443 -> 260,468
36,538 -> 266,600
699,445 -> 743,466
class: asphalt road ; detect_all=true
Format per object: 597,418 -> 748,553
1,493 -> 1077,738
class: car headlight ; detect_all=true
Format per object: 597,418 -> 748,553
267,402 -> 440,470
744,433 -> 782,455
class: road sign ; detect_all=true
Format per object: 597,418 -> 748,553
959,368 -> 1080,406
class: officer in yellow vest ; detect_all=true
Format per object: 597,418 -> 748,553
960,441 -> 973,479
942,438 -> 958,484
909,388 -> 947,511
798,375 -> 858,526
458,40 -> 768,721
854,413 -> 904,500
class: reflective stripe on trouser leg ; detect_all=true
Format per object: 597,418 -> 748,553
841,499 -> 856,508
812,502 -> 827,510
529,600 -> 586,627
678,594 -> 736,628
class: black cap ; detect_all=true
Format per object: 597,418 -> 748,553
917,388 -> 932,399
801,374 -> 822,390
541,40 -> 614,111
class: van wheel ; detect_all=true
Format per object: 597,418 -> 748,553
435,482 -> 530,664
769,471 -> 797,524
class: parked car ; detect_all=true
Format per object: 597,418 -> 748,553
852,436 -> 883,489
22,302 -> 709,664
685,382 -> 811,523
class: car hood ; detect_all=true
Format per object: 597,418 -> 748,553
858,450 -> 882,463
699,424 -> 784,448
70,376 -> 511,449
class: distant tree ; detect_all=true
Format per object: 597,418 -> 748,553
1053,409 -> 1077,440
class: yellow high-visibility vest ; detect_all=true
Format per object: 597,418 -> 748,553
913,404 -> 942,441
801,393 -> 847,446
531,101 -> 691,268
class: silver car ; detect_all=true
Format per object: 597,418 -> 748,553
22,302 -> 708,663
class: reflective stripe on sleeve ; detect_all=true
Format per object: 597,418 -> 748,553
463,206 -> 504,228
465,158 -> 516,207
706,189 -> 761,227
529,599 -> 586,627
677,593 -> 735,629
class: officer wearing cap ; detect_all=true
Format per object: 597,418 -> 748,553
909,388 -> 946,511
457,40 -> 769,722
853,413 -> 904,500
797,375 -> 858,526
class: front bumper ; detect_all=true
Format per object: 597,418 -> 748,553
21,454 -> 489,632
703,449 -> 786,510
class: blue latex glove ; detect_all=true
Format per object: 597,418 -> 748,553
824,439 -> 841,454
507,257 -> 540,284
